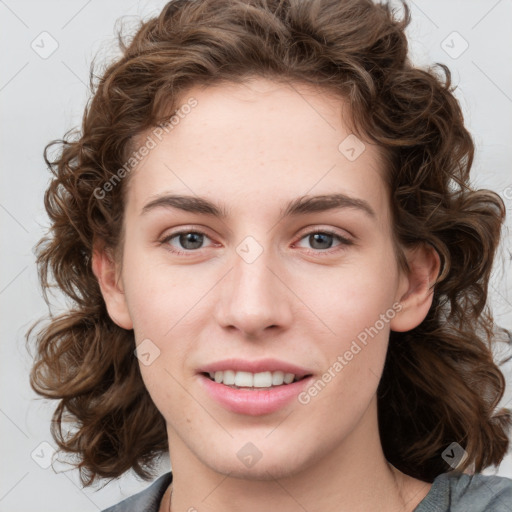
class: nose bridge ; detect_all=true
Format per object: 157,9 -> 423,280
215,235 -> 292,335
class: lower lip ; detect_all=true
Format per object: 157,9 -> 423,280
198,374 -> 312,416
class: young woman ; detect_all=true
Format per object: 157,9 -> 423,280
28,0 -> 512,510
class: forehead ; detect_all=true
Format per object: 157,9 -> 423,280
124,78 -> 390,225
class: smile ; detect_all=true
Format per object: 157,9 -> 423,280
198,360 -> 313,415
205,370 -> 305,388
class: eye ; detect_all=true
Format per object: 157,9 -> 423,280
160,229 -> 214,255
294,229 -> 353,254
159,227 -> 354,257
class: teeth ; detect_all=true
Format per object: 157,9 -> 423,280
272,370 -> 284,385
235,371 -> 253,387
253,371 -> 272,388
223,370 -> 235,385
207,370 -> 299,388
283,372 -> 295,384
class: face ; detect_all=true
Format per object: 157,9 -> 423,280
104,77 -> 416,480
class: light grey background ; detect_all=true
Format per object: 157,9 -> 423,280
1,1 -> 511,511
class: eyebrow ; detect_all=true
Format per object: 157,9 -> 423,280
140,193 -> 376,219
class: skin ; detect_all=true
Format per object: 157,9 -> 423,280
93,77 -> 440,512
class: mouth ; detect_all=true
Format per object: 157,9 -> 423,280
197,361 -> 314,415
201,370 -> 311,389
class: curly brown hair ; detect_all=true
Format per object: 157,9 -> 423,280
27,0 -> 512,486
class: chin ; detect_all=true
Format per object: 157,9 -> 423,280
202,448 -> 313,481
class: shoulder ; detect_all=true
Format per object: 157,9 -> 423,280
415,471 -> 512,512
102,472 -> 173,512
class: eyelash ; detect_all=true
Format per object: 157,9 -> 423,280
159,227 -> 354,257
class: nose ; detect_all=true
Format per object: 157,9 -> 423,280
214,242 -> 293,338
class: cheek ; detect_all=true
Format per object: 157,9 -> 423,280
298,253 -> 399,391
304,254 -> 399,337
121,251 -> 195,336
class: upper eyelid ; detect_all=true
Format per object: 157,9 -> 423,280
295,226 -> 352,238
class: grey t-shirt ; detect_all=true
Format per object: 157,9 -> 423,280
413,472 -> 512,511
102,471 -> 512,511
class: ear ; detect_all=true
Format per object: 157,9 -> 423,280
91,244 -> 133,330
390,243 -> 441,332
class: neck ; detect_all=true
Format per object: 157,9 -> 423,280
162,397 -> 431,512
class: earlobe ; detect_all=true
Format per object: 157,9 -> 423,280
91,245 -> 133,330
390,244 -> 441,333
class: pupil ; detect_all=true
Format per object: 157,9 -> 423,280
180,232 -> 203,250
310,233 -> 332,249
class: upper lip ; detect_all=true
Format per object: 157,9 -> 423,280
198,358 -> 312,378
